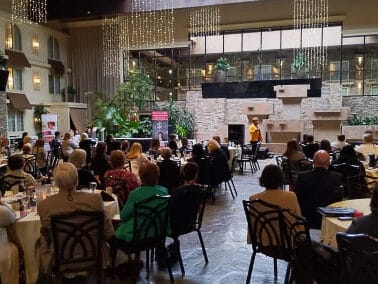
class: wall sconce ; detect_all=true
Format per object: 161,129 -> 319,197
33,72 -> 40,91
32,36 -> 39,54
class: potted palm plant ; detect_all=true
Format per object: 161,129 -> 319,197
214,56 -> 231,82
0,51 -> 9,91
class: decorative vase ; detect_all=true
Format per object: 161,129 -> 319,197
215,70 -> 227,82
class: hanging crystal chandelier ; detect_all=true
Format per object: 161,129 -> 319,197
293,0 -> 328,74
190,5 -> 220,37
12,0 -> 47,24
130,0 -> 174,49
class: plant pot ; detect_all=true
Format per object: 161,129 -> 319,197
215,70 -> 227,82
0,70 -> 9,91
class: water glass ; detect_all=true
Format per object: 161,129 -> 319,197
89,182 -> 97,193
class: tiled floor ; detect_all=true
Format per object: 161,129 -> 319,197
92,158 -> 295,283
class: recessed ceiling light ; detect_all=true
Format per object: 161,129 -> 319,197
86,11 -> 91,15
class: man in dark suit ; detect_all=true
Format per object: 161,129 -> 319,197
302,135 -> 320,159
346,185 -> 378,238
295,150 -> 343,229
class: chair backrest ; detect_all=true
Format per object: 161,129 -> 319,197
132,195 -> 170,247
230,154 -> 238,174
51,210 -> 104,274
336,232 -> 378,284
124,160 -> 132,172
3,174 -> 26,192
24,156 -> 39,178
243,199 -> 289,260
170,185 -> 207,236
241,144 -> 254,158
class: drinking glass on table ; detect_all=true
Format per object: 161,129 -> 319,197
89,182 -> 97,193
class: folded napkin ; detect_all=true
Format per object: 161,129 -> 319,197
317,207 -> 356,217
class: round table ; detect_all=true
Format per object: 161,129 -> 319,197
320,198 -> 370,249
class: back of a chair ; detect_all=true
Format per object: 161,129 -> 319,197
51,210 -> 104,274
241,144 -> 254,159
170,185 -> 206,236
124,160 -> 132,172
230,154 -> 238,174
337,232 -> 378,284
24,156 -> 38,178
243,199 -> 289,260
132,195 -> 170,248
3,174 -> 26,192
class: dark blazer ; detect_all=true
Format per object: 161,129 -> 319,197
77,168 -> 98,190
91,155 -> 110,186
302,143 -> 320,159
295,167 -> 343,228
157,159 -> 180,194
79,139 -> 96,163
345,214 -> 378,238
208,149 -> 231,187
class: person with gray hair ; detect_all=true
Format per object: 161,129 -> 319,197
68,149 -> 98,189
346,184 -> 378,237
295,150 -> 343,228
37,162 -> 114,274
354,133 -> 378,161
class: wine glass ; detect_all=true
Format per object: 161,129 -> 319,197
89,182 -> 97,193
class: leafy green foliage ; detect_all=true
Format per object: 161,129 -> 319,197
167,98 -> 195,138
292,52 -> 307,71
215,56 -> 231,71
347,114 -> 378,125
92,71 -> 153,137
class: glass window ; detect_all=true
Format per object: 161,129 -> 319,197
7,107 -> 24,133
190,36 -> 205,55
224,33 -> 241,53
206,34 -> 223,54
49,74 -> 61,94
371,59 -> 378,80
329,61 -> 349,81
48,36 -> 60,60
254,64 -> 272,80
261,30 -> 280,50
243,31 -> 261,52
4,23 -> 21,50
7,68 -> 22,90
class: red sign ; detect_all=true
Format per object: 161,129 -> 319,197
151,111 -> 169,121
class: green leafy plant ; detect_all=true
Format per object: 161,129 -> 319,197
347,114 -> 378,125
215,56 -> 231,72
167,98 -> 195,138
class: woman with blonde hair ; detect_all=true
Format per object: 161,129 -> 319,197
61,131 -> 78,161
32,139 -> 47,175
126,142 -> 148,177
68,149 -> 97,189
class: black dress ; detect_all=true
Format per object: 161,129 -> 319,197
91,155 -> 110,186
157,159 -> 180,194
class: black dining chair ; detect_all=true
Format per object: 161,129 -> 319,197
168,185 -> 208,275
336,232 -> 378,284
50,210 -> 105,283
223,154 -> 238,199
110,195 -> 174,283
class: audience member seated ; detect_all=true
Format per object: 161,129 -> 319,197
187,143 -> 211,186
4,154 -> 36,193
179,137 -> 191,156
250,164 -> 302,217
61,131 -> 79,161
300,134 -> 308,149
167,134 -> 178,154
329,145 -> 366,183
37,162 -> 114,275
22,143 -> 34,159
213,135 -> 230,161
120,140 -> 129,155
295,150 -> 343,229
115,162 -> 168,242
345,185 -> 378,238
104,150 -> 140,209
91,142 -> 111,187
283,139 -> 306,170
331,134 -> 348,150
79,133 -> 96,165
0,199 -> 19,284
170,162 -> 205,235
105,134 -> 117,155
320,139 -> 332,153
33,139 -> 47,175
68,149 -> 98,190
50,131 -> 62,157
354,133 -> 378,161
157,147 -> 180,194
301,135 -> 320,159
148,138 -> 161,159
207,139 -> 231,187
125,142 -> 149,177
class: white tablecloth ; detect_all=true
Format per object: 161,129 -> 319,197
8,193 -> 118,284
320,198 -> 370,249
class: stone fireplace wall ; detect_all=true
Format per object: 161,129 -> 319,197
184,83 -> 348,151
